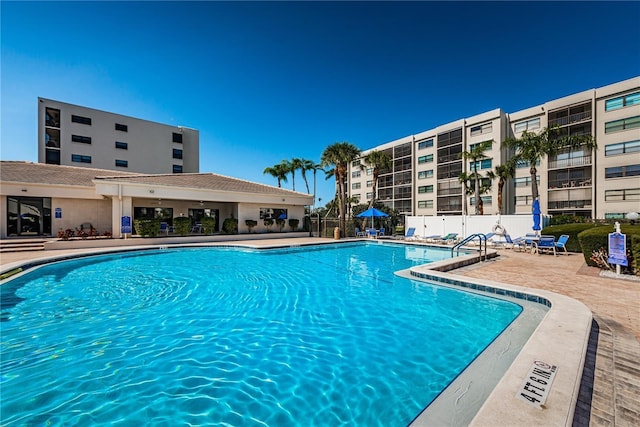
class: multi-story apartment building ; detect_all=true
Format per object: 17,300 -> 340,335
348,77 -> 639,220
38,98 -> 199,174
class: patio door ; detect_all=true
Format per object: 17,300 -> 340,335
6,197 -> 52,236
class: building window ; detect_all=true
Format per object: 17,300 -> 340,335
71,134 -> 92,144
418,154 -> 434,164
470,196 -> 492,206
115,141 -> 128,150
115,123 -> 128,132
470,122 -> 492,136
418,170 -> 434,179
604,213 -> 625,219
605,164 -> 640,179
172,132 -> 183,143
71,115 -> 92,125
605,92 -> 640,111
470,159 -> 493,170
418,185 -> 434,194
173,164 -> 183,173
173,148 -> 183,160
366,168 -> 373,176
352,170 -> 361,178
45,107 -> 60,127
352,160 -> 361,167
515,195 -> 532,205
605,116 -> 640,133
366,192 -> 373,199
418,200 -> 434,209
45,149 -> 60,165
366,180 -> 373,187
605,140 -> 640,156
516,158 -> 540,168
515,176 -> 540,187
352,182 -> 361,190
514,118 -> 541,133
605,188 -> 640,201
418,139 -> 434,150
71,154 -> 91,164
115,159 -> 128,168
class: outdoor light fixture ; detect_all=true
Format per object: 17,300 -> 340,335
149,189 -> 155,194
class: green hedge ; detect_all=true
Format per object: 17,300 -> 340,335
133,218 -> 160,237
577,224 -> 640,274
540,223 -> 593,253
222,217 -> 238,234
288,218 -> 299,231
173,217 -> 191,235
201,216 -> 216,235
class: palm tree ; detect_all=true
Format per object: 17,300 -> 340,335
362,150 -> 392,209
287,158 -> 303,192
459,171 -> 493,215
321,142 -> 361,236
493,160 -> 516,215
462,140 -> 493,215
502,126 -> 596,202
299,158 -> 319,194
263,163 -> 289,188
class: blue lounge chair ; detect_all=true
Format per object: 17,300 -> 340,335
432,233 -> 459,244
378,228 -> 386,237
554,235 -> 570,255
404,227 -> 416,239
355,227 -> 367,237
535,235 -> 557,256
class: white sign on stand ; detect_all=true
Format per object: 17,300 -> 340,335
608,222 -> 627,276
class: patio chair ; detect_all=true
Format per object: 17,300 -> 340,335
402,227 -> 416,239
159,222 -> 169,235
535,235 -> 557,256
378,228 -> 386,237
433,233 -> 459,244
554,234 -> 570,255
355,227 -> 367,238
367,228 -> 378,238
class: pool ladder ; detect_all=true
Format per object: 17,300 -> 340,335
452,233 -> 488,261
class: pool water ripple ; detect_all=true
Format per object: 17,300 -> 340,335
1,244 -> 522,426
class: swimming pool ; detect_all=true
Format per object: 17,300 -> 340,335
1,242 -> 523,426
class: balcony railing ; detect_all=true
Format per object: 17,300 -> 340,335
548,110 -> 592,127
548,178 -> 592,189
548,155 -> 592,169
548,199 -> 593,210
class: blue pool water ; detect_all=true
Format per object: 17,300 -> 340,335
1,242 -> 522,426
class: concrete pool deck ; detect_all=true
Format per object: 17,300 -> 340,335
1,235 -> 638,426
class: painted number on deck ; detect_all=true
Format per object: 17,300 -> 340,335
517,360 -> 558,409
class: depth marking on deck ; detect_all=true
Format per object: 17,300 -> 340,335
517,360 -> 558,409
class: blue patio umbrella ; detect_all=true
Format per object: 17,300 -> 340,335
532,198 -> 542,233
356,207 -> 388,229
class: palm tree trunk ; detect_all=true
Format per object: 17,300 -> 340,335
530,166 -> 539,201
474,169 -> 480,215
337,170 -> 346,236
497,179 -> 504,215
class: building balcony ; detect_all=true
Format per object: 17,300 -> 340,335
548,110 -> 592,127
548,199 -> 593,210
548,155 -> 592,169
548,178 -> 592,189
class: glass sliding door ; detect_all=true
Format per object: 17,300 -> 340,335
6,197 -> 52,236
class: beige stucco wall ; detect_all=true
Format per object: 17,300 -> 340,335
52,198 -> 113,235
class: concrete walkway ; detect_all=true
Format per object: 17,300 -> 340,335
456,249 -> 640,427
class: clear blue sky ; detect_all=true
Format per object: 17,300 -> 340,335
2,1 -> 639,205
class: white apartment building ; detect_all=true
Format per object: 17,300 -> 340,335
38,98 -> 199,174
349,77 -> 640,220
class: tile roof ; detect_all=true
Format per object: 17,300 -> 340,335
1,161 -> 310,198
0,161 -> 139,187
94,172 -> 308,196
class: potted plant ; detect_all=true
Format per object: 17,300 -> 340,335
201,217 -> 216,235
264,218 -> 274,232
222,217 -> 238,234
245,219 -> 258,233
275,218 -> 285,232
288,218 -> 299,231
173,217 -> 191,236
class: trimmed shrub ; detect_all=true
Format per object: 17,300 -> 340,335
540,223 -> 593,253
275,218 -> 285,232
173,217 -> 191,235
577,224 -> 640,275
245,219 -> 258,233
222,217 -> 238,234
263,218 -> 274,231
288,218 -> 299,231
133,218 -> 160,237
549,214 -> 587,225
201,216 -> 216,235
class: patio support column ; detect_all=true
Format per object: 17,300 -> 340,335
111,195 -> 132,238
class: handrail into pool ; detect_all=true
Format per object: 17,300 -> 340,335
452,233 -> 488,261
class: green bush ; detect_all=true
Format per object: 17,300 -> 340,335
541,223 -> 594,252
577,224 -> 640,274
263,218 -> 274,231
275,218 -> 285,232
222,217 -> 238,234
201,216 -> 216,234
549,214 -> 587,225
173,217 -> 191,235
288,218 -> 299,231
245,219 -> 258,233
133,218 -> 160,237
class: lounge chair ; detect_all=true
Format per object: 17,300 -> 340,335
535,235 -> 557,256
402,227 -> 416,239
554,235 -> 570,255
432,233 -> 459,244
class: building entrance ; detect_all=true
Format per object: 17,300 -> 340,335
6,197 -> 52,236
